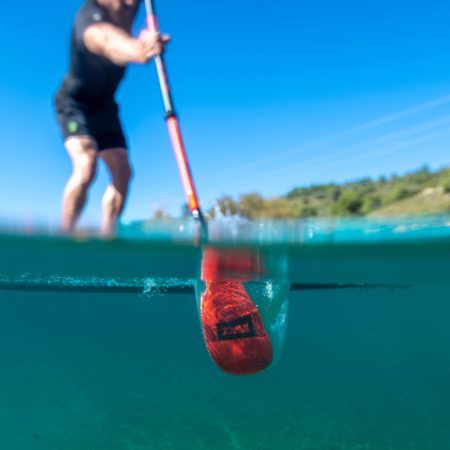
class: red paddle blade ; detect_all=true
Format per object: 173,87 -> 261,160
201,247 -> 262,282
200,280 -> 273,375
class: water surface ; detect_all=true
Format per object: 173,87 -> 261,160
1,217 -> 449,449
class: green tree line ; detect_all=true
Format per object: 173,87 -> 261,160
206,166 -> 450,219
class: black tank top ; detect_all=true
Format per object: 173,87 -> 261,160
57,0 -> 141,105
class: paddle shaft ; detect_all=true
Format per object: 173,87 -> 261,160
144,0 -> 208,238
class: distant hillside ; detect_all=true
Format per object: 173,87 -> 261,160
370,187 -> 450,217
209,166 -> 450,219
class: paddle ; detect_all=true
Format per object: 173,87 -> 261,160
143,1 -> 273,374
144,0 -> 208,241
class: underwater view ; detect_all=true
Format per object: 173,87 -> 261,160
1,217 -> 450,449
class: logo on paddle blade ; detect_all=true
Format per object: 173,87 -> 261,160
216,314 -> 257,341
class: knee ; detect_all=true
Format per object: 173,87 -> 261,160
66,137 -> 98,189
74,157 -> 97,189
114,162 -> 133,192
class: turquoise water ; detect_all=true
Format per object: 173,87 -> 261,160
1,217 -> 450,449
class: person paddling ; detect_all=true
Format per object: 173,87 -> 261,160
54,0 -> 169,234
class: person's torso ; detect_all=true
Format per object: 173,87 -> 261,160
58,0 -> 140,105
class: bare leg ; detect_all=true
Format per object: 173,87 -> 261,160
99,148 -> 132,236
62,137 -> 98,232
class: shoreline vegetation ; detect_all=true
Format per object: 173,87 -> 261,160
153,166 -> 450,220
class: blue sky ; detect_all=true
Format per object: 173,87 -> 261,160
1,0 -> 450,226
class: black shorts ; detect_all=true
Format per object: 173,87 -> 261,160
54,93 -> 127,151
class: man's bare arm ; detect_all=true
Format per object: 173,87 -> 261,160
84,23 -> 169,66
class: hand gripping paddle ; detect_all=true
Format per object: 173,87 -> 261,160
144,0 -> 272,375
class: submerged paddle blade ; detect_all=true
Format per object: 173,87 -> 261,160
200,279 -> 273,375
198,247 -> 282,376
